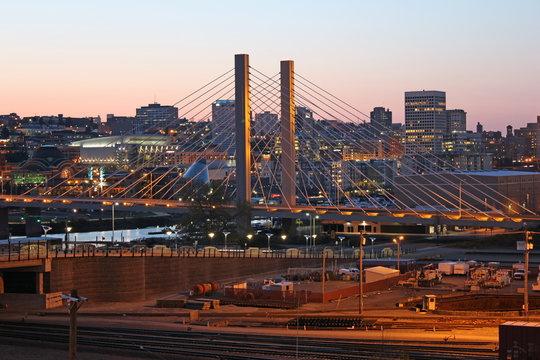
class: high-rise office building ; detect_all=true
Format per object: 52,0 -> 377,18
404,90 -> 446,154
446,109 -> 466,134
211,100 -> 235,154
370,107 -> 392,134
135,103 -> 178,133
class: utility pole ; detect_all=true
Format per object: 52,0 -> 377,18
61,290 -> 87,360
524,231 -> 533,317
359,231 -> 364,315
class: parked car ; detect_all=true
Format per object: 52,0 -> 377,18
339,268 -> 360,277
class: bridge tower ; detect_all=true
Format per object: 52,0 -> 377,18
235,54 -> 251,204
280,60 -> 296,207
280,60 -> 297,236
235,54 -> 251,231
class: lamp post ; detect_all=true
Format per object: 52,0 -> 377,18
208,232 -> 215,244
281,234 -> 287,242
312,234 -> 317,255
111,202 -> 119,244
65,226 -> 72,250
246,234 -> 252,253
524,231 -> 533,317
338,236 -> 345,257
393,236 -> 404,273
304,234 -> 310,255
306,213 -> 312,242
42,225 -> 52,242
359,231 -> 365,315
314,215 -> 319,241
370,237 -> 376,258
265,233 -> 273,252
361,221 -> 367,234
223,231 -> 230,250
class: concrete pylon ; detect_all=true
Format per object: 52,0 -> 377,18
25,207 -> 42,238
281,60 -> 296,237
235,54 -> 251,232
0,207 -> 9,240
280,60 -> 296,208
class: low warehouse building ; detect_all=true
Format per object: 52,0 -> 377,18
365,266 -> 399,283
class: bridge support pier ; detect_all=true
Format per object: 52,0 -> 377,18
25,207 -> 42,238
282,218 -> 296,238
0,207 -> 9,240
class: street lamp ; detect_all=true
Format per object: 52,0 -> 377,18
312,234 -> 317,254
369,237 -> 376,258
281,234 -> 287,242
306,213 -> 312,241
338,236 -> 345,257
223,231 -> 230,250
393,236 -> 404,273
111,202 -> 119,243
359,232 -> 366,315
265,233 -> 273,252
246,234 -> 253,251
42,225 -> 52,242
303,234 -> 310,254
208,232 -> 215,243
65,226 -> 72,250
361,221 -> 367,234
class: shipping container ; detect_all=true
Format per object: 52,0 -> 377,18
454,263 -> 470,275
499,321 -> 540,360
438,262 -> 456,275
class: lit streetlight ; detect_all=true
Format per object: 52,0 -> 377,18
359,232 -> 366,315
312,234 -> 317,254
281,234 -> 287,242
304,234 -> 310,255
338,236 -> 345,257
208,232 -> 215,243
223,231 -> 230,250
306,213 -> 312,241
265,233 -> 273,252
361,221 -> 367,233
392,236 -> 404,273
369,237 -> 376,258
111,202 -> 119,243
65,226 -> 72,250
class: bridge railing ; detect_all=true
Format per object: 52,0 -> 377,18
0,242 -> 416,262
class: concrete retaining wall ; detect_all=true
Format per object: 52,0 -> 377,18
48,257 -> 322,302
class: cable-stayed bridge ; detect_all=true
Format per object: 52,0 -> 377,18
1,54 -> 539,234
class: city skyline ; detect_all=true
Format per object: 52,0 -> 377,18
1,1 -> 539,132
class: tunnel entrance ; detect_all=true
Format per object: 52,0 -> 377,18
3,272 -> 36,293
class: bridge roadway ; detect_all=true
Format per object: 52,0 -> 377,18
1,195 -> 537,229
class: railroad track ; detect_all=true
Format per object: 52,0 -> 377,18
0,321 -> 498,360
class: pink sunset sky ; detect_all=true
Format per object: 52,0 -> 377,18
1,1 -> 538,132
